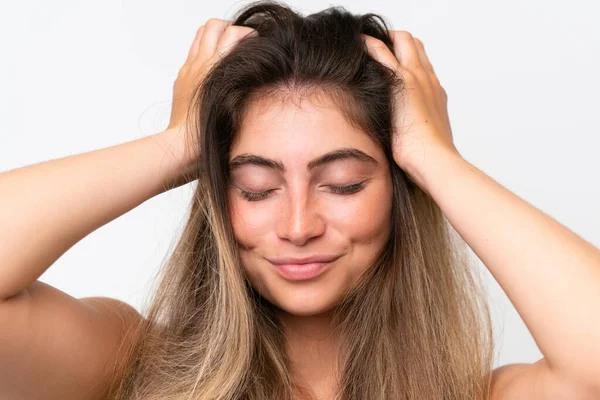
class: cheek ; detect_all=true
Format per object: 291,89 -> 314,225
334,188 -> 392,282
329,184 -> 393,242
228,198 -> 272,295
228,196 -> 271,249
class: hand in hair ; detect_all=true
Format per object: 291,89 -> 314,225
166,18 -> 258,153
362,31 -> 460,191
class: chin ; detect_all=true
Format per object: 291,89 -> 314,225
267,285 -> 342,317
276,302 -> 335,317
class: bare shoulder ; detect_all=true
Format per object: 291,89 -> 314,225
0,281 -> 145,400
81,295 -> 146,351
491,358 -> 599,400
490,362 -> 533,399
80,296 -> 146,380
81,295 -> 145,331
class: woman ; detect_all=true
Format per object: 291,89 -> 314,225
1,1 -> 599,399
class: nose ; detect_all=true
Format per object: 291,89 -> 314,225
277,188 -> 325,246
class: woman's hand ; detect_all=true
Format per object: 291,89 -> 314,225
165,18 -> 257,161
362,31 -> 461,190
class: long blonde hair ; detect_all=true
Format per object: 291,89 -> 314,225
108,1 -> 497,398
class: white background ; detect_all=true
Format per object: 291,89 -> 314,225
1,0 -> 598,369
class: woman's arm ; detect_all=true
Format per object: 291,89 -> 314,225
0,18 -> 258,302
421,147 -> 600,395
361,29 -> 600,396
0,20 -> 257,400
0,127 -> 192,300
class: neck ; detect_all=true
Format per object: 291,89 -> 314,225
278,309 -> 341,400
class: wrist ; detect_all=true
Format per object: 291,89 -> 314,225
159,127 -> 200,168
403,146 -> 465,196
150,128 -> 201,192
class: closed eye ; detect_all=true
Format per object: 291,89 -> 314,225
328,182 -> 365,195
239,181 -> 367,202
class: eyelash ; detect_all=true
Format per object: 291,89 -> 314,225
239,182 -> 366,202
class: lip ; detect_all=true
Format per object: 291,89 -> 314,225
271,261 -> 333,281
267,254 -> 341,265
267,254 -> 341,281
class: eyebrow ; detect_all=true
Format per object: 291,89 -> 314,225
228,148 -> 379,173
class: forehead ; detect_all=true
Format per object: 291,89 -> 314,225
231,91 -> 379,161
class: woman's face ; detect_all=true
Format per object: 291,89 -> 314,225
227,92 -> 393,316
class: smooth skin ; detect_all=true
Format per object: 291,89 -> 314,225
0,19 -> 255,400
228,92 -> 394,399
0,18 -> 598,400
362,31 -> 600,398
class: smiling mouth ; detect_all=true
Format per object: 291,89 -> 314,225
269,260 -> 335,281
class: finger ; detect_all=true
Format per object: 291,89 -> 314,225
197,18 -> 232,60
414,37 -> 435,75
184,25 -> 205,65
361,34 -> 401,73
390,30 -> 424,72
215,26 -> 258,59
